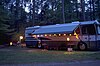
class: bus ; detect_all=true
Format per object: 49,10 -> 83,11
25,20 -> 100,50
25,26 -> 40,48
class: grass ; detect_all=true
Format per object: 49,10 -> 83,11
0,46 -> 100,64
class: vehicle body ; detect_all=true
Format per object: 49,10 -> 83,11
25,26 -> 40,48
25,20 -> 100,50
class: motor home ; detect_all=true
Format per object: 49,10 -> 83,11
25,26 -> 40,48
25,20 -> 100,50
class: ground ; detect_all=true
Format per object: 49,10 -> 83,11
1,60 -> 100,66
0,46 -> 100,66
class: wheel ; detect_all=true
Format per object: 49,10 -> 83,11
26,45 -> 30,48
78,42 -> 87,50
26,44 -> 33,48
42,43 -> 48,49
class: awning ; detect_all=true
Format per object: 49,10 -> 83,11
32,23 -> 79,35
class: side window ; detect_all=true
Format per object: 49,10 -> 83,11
81,26 -> 87,35
81,24 -> 96,35
87,24 -> 96,35
75,27 -> 80,34
98,25 -> 100,34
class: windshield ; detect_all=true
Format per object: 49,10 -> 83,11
98,25 -> 100,34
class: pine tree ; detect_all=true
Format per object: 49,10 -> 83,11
0,4 -> 14,44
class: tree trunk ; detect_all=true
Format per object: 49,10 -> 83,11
80,0 -> 85,21
92,0 -> 95,20
75,0 -> 79,20
97,0 -> 100,20
62,0 -> 65,23
89,0 -> 92,20
15,0 -> 20,32
32,0 -> 35,26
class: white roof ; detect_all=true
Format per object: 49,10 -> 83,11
29,20 -> 99,35
80,20 -> 99,25
26,26 -> 40,30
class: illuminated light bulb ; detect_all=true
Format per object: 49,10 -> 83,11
54,34 -> 56,36
33,35 -> 36,37
40,35 -> 43,37
49,34 -> 51,36
45,34 -> 47,36
69,34 -> 72,36
67,37 -> 70,41
37,35 -> 40,37
74,32 -> 77,35
59,34 -> 61,36
20,36 -> 23,40
64,34 -> 66,35
10,42 -> 13,46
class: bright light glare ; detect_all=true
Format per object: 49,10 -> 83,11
37,35 -> 40,37
49,34 -> 51,36
45,34 -> 47,36
67,38 -> 70,41
20,36 -> 23,40
33,35 -> 36,38
64,34 -> 66,36
59,34 -> 61,36
10,42 -> 13,46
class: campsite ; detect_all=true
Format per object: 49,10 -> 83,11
0,46 -> 100,65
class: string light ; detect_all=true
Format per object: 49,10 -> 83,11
54,34 -> 56,36
40,35 -> 43,37
33,35 -> 36,38
64,34 -> 66,36
20,36 -> 23,40
59,34 -> 61,36
69,34 -> 72,36
67,37 -> 70,41
45,34 -> 47,36
74,32 -> 77,35
37,35 -> 40,37
49,34 -> 51,36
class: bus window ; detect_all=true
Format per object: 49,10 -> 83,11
87,24 -> 96,35
81,26 -> 87,35
98,25 -> 100,34
81,24 -> 96,35
76,27 -> 80,34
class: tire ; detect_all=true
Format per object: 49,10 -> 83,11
78,42 -> 87,51
42,43 -> 48,49
26,45 -> 30,48
26,45 -> 33,48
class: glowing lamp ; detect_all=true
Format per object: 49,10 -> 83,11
45,34 -> 47,36
49,34 -> 51,36
67,37 -> 70,41
54,34 -> 56,36
37,35 -> 40,37
59,34 -> 61,36
20,36 -> 23,40
10,42 -> 13,46
69,34 -> 72,36
33,35 -> 36,38
40,35 -> 43,37
64,34 -> 66,36
74,32 -> 77,35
